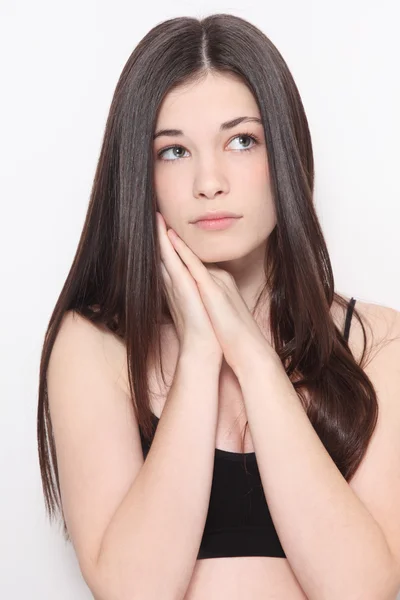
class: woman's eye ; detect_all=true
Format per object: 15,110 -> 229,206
228,134 -> 257,151
157,133 -> 258,162
158,146 -> 189,161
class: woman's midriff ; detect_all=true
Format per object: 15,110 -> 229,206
183,556 -> 308,599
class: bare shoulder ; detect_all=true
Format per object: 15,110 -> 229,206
337,297 -> 400,435
55,309 -> 131,395
331,296 -> 400,365
352,298 -> 400,387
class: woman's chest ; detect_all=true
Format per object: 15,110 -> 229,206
147,326 -> 255,452
146,339 -> 309,599
147,330 -> 310,454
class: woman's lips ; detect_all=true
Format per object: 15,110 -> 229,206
193,217 -> 242,230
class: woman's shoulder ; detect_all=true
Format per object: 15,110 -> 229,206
342,297 -> 398,363
65,298 -> 400,397
60,309 -> 131,395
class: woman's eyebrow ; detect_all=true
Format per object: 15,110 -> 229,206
153,116 -> 263,140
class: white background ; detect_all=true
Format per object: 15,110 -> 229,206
1,0 -> 399,598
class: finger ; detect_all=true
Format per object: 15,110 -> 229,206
156,212 -> 189,279
160,260 -> 172,286
166,227 -> 209,284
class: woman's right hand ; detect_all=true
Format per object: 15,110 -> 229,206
156,211 -> 223,363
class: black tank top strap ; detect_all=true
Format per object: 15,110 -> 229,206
343,296 -> 356,342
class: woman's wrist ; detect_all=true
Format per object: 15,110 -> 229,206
179,341 -> 223,371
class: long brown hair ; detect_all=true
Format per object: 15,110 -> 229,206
38,13 -> 381,542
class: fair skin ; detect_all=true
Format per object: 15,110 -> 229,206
153,71 -> 276,316
152,78 -> 400,596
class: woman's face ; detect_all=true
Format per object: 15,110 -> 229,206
153,72 -> 276,266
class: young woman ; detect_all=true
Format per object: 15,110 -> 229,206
37,13 -> 400,600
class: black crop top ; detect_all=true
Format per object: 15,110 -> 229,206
139,297 -> 357,560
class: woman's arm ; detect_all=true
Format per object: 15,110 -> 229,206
235,317 -> 400,600
48,311 -> 221,600
94,347 -> 221,600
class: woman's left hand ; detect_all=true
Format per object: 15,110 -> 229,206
162,215 -> 275,373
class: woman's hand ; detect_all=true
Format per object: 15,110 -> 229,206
156,211 -> 223,363
156,211 -> 274,375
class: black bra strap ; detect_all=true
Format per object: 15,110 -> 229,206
343,297 -> 356,342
